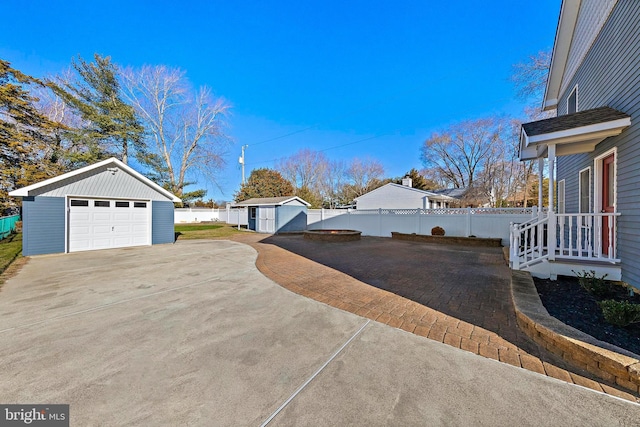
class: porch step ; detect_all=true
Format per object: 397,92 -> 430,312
524,258 -> 621,281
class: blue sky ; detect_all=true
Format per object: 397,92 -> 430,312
2,0 -> 560,201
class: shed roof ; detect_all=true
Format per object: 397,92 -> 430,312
233,196 -> 310,206
8,157 -> 181,202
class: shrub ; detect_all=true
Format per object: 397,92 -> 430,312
573,270 -> 609,297
598,300 -> 640,327
431,226 -> 445,236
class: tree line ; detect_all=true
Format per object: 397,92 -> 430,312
3,50 -> 550,212
234,51 -> 552,209
1,54 -> 230,211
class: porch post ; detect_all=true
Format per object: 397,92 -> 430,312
538,157 -> 544,218
548,144 -> 556,261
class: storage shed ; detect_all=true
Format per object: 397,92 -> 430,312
233,196 -> 310,233
9,157 -> 181,255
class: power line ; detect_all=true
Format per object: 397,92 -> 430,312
243,133 -> 390,167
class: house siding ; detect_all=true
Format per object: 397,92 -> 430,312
356,184 -> 429,210
556,0 -> 640,286
276,205 -> 307,232
31,165 -> 171,201
22,196 -> 65,256
152,201 -> 175,244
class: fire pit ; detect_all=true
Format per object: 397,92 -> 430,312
303,229 -> 362,242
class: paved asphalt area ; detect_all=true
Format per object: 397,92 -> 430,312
0,240 -> 638,426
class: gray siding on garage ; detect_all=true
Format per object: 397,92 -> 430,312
276,205 -> 307,233
22,196 -> 65,256
152,201 -> 175,244
556,1 -> 640,286
30,164 -> 170,201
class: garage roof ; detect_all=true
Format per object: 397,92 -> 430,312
233,196 -> 310,206
9,157 -> 181,202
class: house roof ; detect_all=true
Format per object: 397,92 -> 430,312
432,187 -> 468,199
522,107 -> 630,136
233,196 -> 311,207
543,0 -> 581,111
354,183 -> 456,201
519,107 -> 631,160
8,157 -> 182,202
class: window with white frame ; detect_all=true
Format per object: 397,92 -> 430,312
249,207 -> 257,219
568,86 -> 578,114
579,168 -> 591,213
557,180 -> 565,214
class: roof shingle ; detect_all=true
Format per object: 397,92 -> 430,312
522,107 -> 629,137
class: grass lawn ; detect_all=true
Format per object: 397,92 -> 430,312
0,233 -> 22,275
175,223 -> 245,240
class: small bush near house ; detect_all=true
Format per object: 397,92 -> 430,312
573,270 -> 610,298
431,226 -> 445,236
598,300 -> 640,327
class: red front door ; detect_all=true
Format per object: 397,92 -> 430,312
601,153 -> 615,255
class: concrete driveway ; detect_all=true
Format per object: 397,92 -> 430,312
0,240 -> 638,426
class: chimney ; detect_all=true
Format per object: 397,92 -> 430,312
402,177 -> 412,187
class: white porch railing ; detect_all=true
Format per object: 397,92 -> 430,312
555,212 -> 620,261
510,212 -> 620,270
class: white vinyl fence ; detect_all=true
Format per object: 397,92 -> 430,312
307,208 -> 536,245
175,207 -> 248,226
175,206 -> 535,245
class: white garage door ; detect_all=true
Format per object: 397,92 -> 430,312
68,198 -> 150,252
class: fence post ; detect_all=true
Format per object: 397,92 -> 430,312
510,222 -> 519,270
532,205 -> 538,219
379,208 -> 382,236
416,209 -> 421,234
321,208 -> 324,230
466,207 -> 472,237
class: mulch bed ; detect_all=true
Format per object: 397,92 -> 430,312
534,276 -> 640,356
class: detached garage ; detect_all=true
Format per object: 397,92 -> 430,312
9,157 -> 181,256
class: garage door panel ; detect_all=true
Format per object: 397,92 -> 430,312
69,199 -> 150,252
113,212 -> 132,221
92,212 -> 111,221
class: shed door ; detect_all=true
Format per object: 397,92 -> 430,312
258,206 -> 275,233
68,198 -> 150,252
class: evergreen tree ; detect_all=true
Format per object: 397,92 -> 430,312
49,54 -> 144,164
396,168 -> 438,190
234,168 -> 294,202
0,59 -> 64,209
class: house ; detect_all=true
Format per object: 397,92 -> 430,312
512,0 -> 638,288
9,157 -> 181,255
355,179 -> 456,210
233,196 -> 310,233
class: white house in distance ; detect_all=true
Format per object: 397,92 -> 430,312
354,178 -> 456,210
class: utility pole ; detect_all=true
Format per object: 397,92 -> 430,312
239,145 -> 248,184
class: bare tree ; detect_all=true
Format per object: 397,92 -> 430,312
276,149 -> 329,190
320,159 -> 346,208
344,157 -> 385,199
121,65 -> 230,201
511,50 -> 552,102
421,118 -> 503,192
